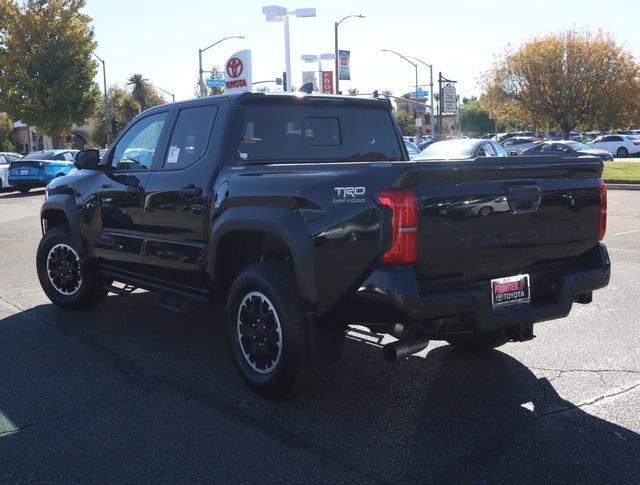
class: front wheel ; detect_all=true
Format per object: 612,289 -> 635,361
616,147 -> 628,158
36,226 -> 107,309
226,262 -> 316,399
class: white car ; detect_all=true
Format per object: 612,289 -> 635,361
0,152 -> 21,190
588,134 -> 640,158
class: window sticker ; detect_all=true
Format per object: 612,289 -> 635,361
166,145 -> 180,164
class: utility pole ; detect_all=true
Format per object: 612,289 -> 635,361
334,14 -> 365,95
382,49 -> 419,141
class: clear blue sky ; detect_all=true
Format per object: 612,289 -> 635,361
84,0 -> 640,102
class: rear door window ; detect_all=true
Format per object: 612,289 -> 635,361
237,103 -> 403,163
163,105 -> 217,169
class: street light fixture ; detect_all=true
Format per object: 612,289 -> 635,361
92,52 -> 109,146
262,5 -> 317,92
381,49 -> 420,141
334,14 -> 365,94
301,53 -> 335,92
198,35 -> 245,97
406,56 -> 435,137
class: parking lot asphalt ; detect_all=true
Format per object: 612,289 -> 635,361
0,189 -> 638,484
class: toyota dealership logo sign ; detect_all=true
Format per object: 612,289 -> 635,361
226,58 -> 243,78
224,50 -> 252,93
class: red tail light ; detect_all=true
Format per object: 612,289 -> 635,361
38,162 -> 45,169
633,140 -> 640,145
376,190 -> 418,264
599,180 -> 607,241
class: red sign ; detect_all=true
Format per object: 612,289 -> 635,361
321,71 -> 334,94
226,58 -> 244,78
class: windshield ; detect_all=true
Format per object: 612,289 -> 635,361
237,103 -> 403,163
21,151 -> 73,161
566,142 -> 591,151
417,140 -> 478,159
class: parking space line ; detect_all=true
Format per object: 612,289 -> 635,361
613,229 -> 640,237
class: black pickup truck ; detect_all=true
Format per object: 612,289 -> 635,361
38,92 -> 610,398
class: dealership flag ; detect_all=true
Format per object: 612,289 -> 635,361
338,50 -> 350,81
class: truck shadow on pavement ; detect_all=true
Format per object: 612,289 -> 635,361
0,291 -> 638,484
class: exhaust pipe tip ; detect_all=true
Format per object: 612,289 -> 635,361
382,337 -> 430,362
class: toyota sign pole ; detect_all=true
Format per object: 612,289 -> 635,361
198,35 -> 245,97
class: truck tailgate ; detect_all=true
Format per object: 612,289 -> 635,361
416,156 -> 604,288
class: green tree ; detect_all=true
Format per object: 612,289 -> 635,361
347,88 -> 359,96
395,111 -> 414,136
0,112 -> 13,147
460,99 -> 494,134
127,74 -> 151,110
483,29 -> 640,138
92,86 -> 140,146
0,0 -> 101,146
2,139 -> 14,152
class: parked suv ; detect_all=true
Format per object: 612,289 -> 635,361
37,93 -> 610,398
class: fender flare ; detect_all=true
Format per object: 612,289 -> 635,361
40,194 -> 84,256
209,206 -> 318,306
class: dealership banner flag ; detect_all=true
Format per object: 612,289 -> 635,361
338,50 -> 350,81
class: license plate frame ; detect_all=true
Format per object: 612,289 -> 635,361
20,169 -> 29,175
491,274 -> 531,309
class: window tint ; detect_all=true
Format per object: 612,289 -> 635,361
164,106 -> 217,169
112,112 -> 168,170
237,103 -> 402,163
502,139 -> 514,146
610,136 -> 623,142
476,144 -> 489,157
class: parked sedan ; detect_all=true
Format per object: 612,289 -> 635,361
8,149 -> 78,194
0,153 -> 23,190
501,136 -> 542,155
416,139 -> 509,160
521,141 -> 613,160
588,134 -> 640,158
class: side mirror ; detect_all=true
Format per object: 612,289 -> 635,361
74,149 -> 101,170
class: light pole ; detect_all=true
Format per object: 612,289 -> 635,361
92,52 -> 109,146
198,35 -> 245,97
382,49 -> 420,141
155,86 -> 175,103
301,53 -> 335,92
263,6 -> 317,92
334,14 -> 365,95
407,56 -> 434,138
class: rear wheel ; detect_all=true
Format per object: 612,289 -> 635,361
446,331 -> 508,351
226,262 -> 316,399
36,226 -> 107,309
616,147 -> 628,158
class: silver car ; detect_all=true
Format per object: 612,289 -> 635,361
501,137 -> 542,155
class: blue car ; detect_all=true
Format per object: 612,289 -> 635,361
8,149 -> 78,194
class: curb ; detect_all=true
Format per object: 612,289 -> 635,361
605,183 -> 640,191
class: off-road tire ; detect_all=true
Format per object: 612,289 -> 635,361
36,226 -> 108,309
226,262 -> 316,399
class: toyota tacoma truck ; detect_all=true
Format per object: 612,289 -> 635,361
37,92 -> 610,398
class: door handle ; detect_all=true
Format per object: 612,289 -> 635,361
126,184 -> 144,195
180,185 -> 203,197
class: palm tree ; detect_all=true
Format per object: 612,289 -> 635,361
382,90 -> 393,98
347,87 -> 359,96
127,74 -> 150,110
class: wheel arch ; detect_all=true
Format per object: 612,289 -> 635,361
209,207 -> 317,307
40,194 -> 84,256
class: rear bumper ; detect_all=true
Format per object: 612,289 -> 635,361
350,243 -> 610,332
8,174 -> 48,187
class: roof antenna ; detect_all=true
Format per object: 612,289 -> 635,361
297,82 -> 314,94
